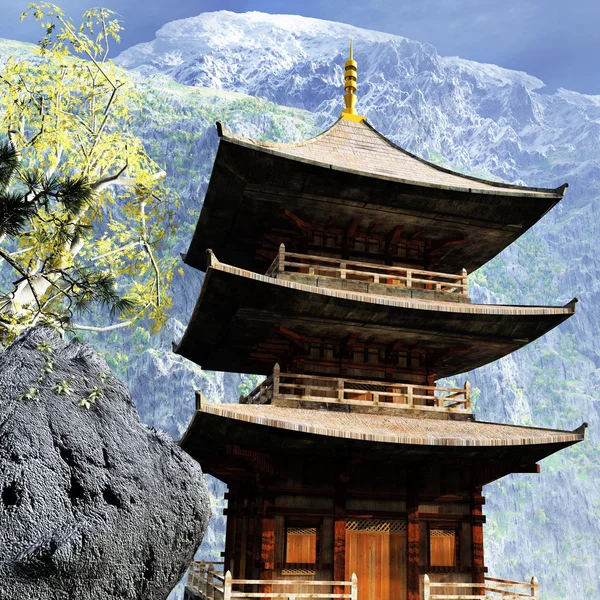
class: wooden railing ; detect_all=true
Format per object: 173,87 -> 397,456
265,244 -> 468,297
188,564 -> 358,600
240,365 -> 471,414
189,562 -> 226,600
423,575 -> 539,600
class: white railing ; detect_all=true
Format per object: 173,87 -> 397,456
423,575 -> 539,600
240,364 -> 472,414
265,244 -> 468,297
188,564 -> 358,600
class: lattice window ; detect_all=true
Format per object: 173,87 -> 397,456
287,527 -> 317,536
346,519 -> 407,533
281,568 -> 317,575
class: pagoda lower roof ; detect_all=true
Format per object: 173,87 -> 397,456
174,257 -> 576,379
180,400 -> 585,470
184,119 -> 566,274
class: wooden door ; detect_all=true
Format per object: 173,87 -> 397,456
346,519 -> 407,600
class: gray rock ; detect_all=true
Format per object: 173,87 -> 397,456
0,327 -> 210,600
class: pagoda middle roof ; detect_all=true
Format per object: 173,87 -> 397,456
180,400 -> 586,473
184,118 -> 566,274
175,256 -> 576,379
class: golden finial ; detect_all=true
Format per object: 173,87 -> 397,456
341,37 -> 365,122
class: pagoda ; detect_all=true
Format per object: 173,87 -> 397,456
179,43 -> 586,600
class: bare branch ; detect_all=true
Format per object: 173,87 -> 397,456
90,240 -> 142,263
71,320 -> 133,332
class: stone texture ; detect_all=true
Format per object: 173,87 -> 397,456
0,327 -> 210,600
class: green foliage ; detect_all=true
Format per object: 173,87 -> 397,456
19,386 -> 39,401
0,3 -> 178,343
53,377 -> 73,395
35,340 -> 54,353
238,374 -> 264,398
79,385 -> 103,408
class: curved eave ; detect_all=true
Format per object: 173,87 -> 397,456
218,119 -> 566,200
180,402 -> 585,465
174,258 -> 576,378
185,120 -> 566,274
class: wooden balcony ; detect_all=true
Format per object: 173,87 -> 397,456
240,365 -> 472,416
186,564 -> 538,600
186,562 -> 357,600
265,244 -> 469,302
423,575 -> 539,600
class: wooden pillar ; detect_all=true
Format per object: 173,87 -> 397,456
224,501 -> 238,576
239,513 -> 249,579
333,519 -> 347,595
274,515 -> 285,575
333,468 -> 348,595
260,516 -> 275,592
472,488 -> 485,589
407,470 -> 420,600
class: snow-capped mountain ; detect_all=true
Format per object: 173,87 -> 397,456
116,10 -> 600,190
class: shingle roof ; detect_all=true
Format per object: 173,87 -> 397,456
197,401 -> 585,448
219,118 -> 566,199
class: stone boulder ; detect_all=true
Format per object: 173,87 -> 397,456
0,327 -> 210,600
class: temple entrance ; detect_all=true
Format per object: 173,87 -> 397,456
345,519 -> 407,600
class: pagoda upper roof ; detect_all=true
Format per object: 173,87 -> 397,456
184,119 -> 567,274
174,255 -> 576,379
220,118 -> 562,198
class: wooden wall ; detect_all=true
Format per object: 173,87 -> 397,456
222,452 -> 486,600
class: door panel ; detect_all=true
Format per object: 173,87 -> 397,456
346,519 -> 407,600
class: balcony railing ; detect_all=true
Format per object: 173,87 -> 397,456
265,244 -> 468,298
187,562 -> 358,600
240,365 -> 472,415
423,575 -> 540,600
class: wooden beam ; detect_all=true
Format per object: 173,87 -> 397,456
282,208 -> 311,231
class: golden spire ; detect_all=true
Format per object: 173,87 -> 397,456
341,38 -> 365,122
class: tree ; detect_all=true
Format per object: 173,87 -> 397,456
0,2 -> 178,343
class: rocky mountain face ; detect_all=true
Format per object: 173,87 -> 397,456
1,9 -> 599,599
0,327 -> 210,600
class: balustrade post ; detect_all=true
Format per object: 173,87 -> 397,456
279,243 -> 286,274
423,574 -> 431,600
338,378 -> 344,402
273,363 -> 281,398
351,573 -> 358,600
407,385 -> 413,406
406,270 -> 412,288
373,392 -> 379,404
531,576 -> 539,599
224,571 -> 232,600
340,262 -> 347,279
207,564 -> 214,600
462,268 -> 468,296
465,381 -> 472,411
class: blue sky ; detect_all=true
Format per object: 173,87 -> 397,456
0,0 -> 598,95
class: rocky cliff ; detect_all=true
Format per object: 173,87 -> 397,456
0,327 -> 210,600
